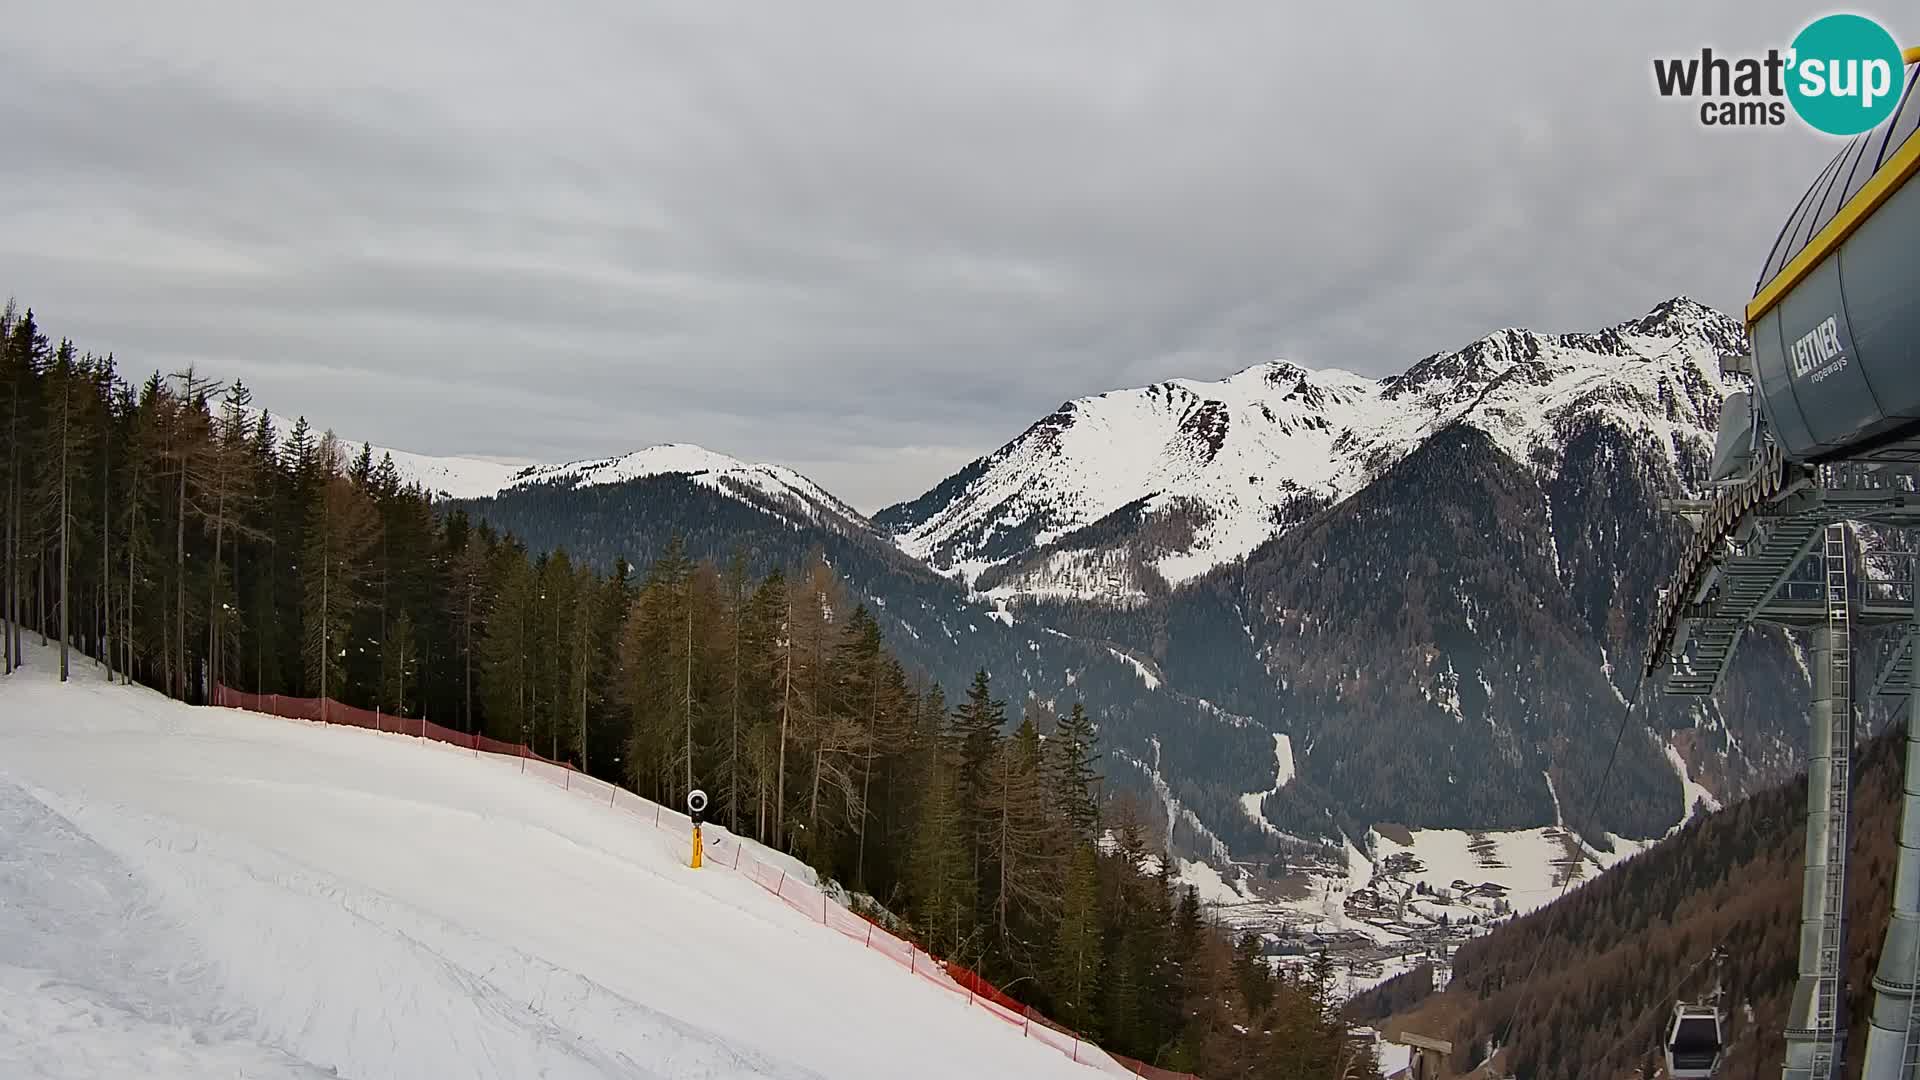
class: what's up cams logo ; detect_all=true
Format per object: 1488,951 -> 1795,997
1654,13 -> 1909,134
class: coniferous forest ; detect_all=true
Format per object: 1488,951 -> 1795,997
0,302 -> 1373,1079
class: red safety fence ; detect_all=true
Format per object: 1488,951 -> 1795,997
209,684 -> 1199,1080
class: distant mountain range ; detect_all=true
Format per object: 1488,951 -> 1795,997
876,296 -> 1746,603
318,297 -> 1812,876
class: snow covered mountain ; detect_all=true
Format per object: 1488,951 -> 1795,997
264,406 -> 860,535
310,297 -> 1802,879
500,444 -> 872,535
876,297 -> 1745,603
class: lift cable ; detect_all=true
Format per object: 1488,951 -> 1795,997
1486,663 -> 1652,1070
1583,946 -> 1727,1075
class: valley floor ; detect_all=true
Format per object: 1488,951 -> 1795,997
0,644 -> 1110,1079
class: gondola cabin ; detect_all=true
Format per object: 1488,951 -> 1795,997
1665,1003 -> 1723,1079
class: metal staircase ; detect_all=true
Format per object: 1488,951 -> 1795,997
1810,522 -> 1854,1080
1877,631 -> 1916,701
1664,512 -> 1825,695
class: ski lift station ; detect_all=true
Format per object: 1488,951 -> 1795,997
1648,46 -> 1920,1080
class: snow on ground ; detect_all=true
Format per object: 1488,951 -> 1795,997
1119,745 -> 1229,864
1665,741 -> 1723,825
1367,826 -> 1574,916
1106,648 -> 1161,690
1344,832 -> 1374,895
379,446 -> 530,500
0,647 -> 1113,1080
1236,734 -> 1294,838
1270,734 -> 1296,789
979,550 -> 1154,606
1377,1038 -> 1414,1078
1173,858 -> 1247,906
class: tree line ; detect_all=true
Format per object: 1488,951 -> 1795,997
0,302 -> 1376,1077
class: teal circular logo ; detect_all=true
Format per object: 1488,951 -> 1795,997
1787,14 -> 1907,135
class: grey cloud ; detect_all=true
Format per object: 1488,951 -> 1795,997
1,1 -> 1894,511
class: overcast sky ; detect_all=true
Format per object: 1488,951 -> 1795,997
2,2 -> 1900,510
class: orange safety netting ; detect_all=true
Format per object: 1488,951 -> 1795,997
209,684 -> 1199,1080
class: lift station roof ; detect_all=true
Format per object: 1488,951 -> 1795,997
1749,52 -> 1920,463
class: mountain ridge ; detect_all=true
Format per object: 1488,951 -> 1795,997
872,296 -> 1744,605
326,296 -> 1796,869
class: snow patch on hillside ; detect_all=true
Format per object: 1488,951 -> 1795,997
1107,649 -> 1162,691
1236,734 -> 1294,838
1120,744 -> 1229,864
1173,858 -> 1247,906
1665,741 -> 1722,825
1367,826 -> 1577,917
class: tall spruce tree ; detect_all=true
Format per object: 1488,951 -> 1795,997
1052,842 -> 1104,1033
1050,702 -> 1101,842
301,434 -> 378,708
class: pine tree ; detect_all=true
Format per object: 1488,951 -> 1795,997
721,550 -> 750,833
383,608 -> 418,716
482,541 -> 535,742
536,549 -> 580,760
3,309 -> 50,672
0,300 -> 15,673
585,556 -> 633,778
1052,843 -> 1104,1032
745,568 -> 788,840
301,434 -> 378,708
621,537 -> 692,798
92,356 -> 118,679
36,340 -> 97,680
786,555 -> 845,858
446,517 -> 490,732
164,368 -> 219,700
1233,930 -> 1273,1016
1050,702 -> 1101,842
983,715 -> 1061,969
951,669 -> 1005,895
205,380 -> 263,692
909,725 -> 975,958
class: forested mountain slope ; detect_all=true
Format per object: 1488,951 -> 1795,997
453,298 -> 1813,854
1358,723 -> 1909,1080
454,461 -> 1295,865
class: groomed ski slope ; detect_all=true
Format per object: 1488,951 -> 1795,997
0,646 -> 1108,1079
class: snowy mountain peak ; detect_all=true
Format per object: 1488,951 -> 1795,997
880,298 -> 1742,602
1224,360 -> 1309,388
503,443 -> 871,532
505,443 -> 761,490
250,410 -> 866,532
1621,295 -> 1745,350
